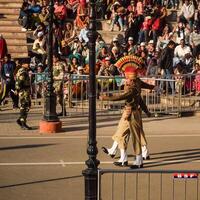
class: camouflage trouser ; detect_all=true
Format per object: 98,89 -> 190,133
19,90 -> 31,122
54,81 -> 65,108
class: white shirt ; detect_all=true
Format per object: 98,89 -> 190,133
179,3 -> 195,19
174,45 -> 192,60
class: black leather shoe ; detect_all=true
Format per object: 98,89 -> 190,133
143,155 -> 150,160
113,161 -> 128,167
102,147 -> 115,158
130,164 -> 143,169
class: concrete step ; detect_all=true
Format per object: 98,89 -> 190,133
11,52 -> 28,58
8,45 -> 28,53
97,20 -> 123,32
0,3 -> 21,8
0,20 -> 19,26
2,32 -> 26,39
97,30 -> 125,44
0,8 -> 20,14
6,39 -> 27,45
0,26 -> 22,32
0,0 -> 22,2
0,14 -> 19,20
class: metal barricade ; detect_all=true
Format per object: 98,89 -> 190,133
28,73 -> 200,116
98,169 -> 200,200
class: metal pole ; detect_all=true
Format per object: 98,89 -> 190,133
43,0 -> 58,121
82,0 -> 100,199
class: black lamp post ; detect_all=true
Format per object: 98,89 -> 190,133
40,0 -> 61,133
82,0 -> 100,199
43,0 -> 58,121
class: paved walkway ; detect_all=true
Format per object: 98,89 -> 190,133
0,104 -> 200,200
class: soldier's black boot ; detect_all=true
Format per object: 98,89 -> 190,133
16,119 -> 23,128
21,121 -> 32,130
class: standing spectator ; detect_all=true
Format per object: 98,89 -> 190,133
189,25 -> 200,57
0,34 -> 8,61
158,40 -> 176,94
0,54 -> 19,108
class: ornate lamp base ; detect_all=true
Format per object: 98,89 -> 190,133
39,120 -> 62,134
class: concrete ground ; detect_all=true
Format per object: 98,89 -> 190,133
0,104 -> 200,200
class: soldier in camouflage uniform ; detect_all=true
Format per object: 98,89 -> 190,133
100,66 -> 155,168
15,65 -> 32,130
53,55 -> 66,116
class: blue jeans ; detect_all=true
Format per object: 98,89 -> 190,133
159,69 -> 175,95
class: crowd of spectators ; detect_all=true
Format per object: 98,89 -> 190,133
1,0 -> 200,104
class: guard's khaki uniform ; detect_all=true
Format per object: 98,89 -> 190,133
105,78 -> 154,155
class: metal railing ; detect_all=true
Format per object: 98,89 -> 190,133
98,169 -> 200,200
28,73 -> 200,116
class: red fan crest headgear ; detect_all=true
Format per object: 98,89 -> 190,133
115,55 -> 145,79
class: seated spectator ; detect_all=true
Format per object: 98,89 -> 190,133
78,22 -> 89,44
54,0 -> 67,25
125,37 -> 135,55
174,39 -> 192,61
110,46 -> 122,63
19,2 -> 31,31
74,2 -> 89,30
156,24 -> 173,51
98,57 -> 119,76
28,0 -> 41,14
69,56 -> 79,74
61,22 -> 77,52
38,6 -> 49,26
178,0 -> 195,29
193,63 -> 200,95
182,53 -> 194,72
174,62 -> 186,94
136,0 -> 144,17
33,22 -> 47,38
151,10 -> 162,44
138,15 -> 152,44
146,57 -> 159,76
97,46 -> 109,63
32,31 -> 47,65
